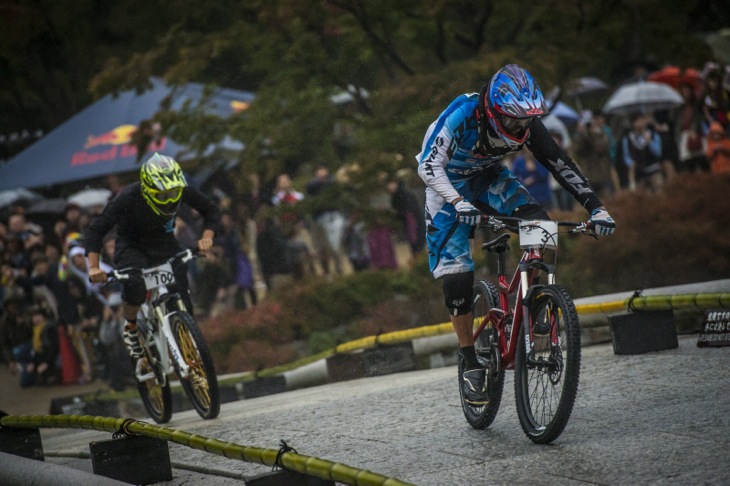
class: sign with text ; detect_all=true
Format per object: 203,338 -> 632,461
697,310 -> 730,347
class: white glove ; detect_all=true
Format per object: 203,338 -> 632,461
589,207 -> 615,237
454,199 -> 481,226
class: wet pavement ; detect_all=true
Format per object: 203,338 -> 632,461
33,334 -> 730,485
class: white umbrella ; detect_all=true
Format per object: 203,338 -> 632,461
565,76 -> 609,97
0,188 -> 43,208
602,80 -> 684,116
67,188 -> 112,208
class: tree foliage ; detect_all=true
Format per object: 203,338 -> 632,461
2,0 -> 726,190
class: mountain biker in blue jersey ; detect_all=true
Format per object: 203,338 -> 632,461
86,153 -> 220,361
416,64 -> 615,405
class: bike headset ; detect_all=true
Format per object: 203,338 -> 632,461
475,64 -> 549,153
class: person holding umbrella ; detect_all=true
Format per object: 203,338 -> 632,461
620,113 -> 664,191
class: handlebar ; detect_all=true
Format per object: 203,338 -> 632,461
480,215 -> 596,236
106,248 -> 202,283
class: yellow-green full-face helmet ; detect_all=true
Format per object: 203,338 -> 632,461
140,153 -> 187,217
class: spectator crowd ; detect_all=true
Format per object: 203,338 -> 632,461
507,62 -> 730,208
0,163 -> 425,391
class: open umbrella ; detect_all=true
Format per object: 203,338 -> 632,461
67,188 -> 112,209
602,81 -> 684,116
565,77 -> 609,97
0,188 -> 43,208
648,66 -> 701,94
547,100 -> 581,129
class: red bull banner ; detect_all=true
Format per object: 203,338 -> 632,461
71,125 -> 167,167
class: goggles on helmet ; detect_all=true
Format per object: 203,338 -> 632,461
486,107 -> 532,145
494,112 -> 532,138
148,187 -> 183,205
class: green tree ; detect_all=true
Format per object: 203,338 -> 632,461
3,0 -> 726,185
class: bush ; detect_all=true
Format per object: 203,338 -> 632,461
559,172 -> 730,297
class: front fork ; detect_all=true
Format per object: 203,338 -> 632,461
520,254 -> 557,362
155,304 -> 191,379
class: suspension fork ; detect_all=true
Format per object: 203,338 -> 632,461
154,305 -> 191,379
520,248 -> 545,357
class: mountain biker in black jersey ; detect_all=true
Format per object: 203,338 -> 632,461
86,153 -> 221,360
416,64 -> 616,406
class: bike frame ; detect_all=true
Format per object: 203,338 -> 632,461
135,282 -> 191,385
472,219 -> 574,371
114,250 -> 198,386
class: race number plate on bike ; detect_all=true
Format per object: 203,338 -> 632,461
518,220 -> 558,250
142,262 -> 175,290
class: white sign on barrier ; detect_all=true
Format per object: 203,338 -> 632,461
698,310 -> 730,347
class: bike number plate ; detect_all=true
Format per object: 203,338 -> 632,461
142,262 -> 175,290
519,220 -> 558,250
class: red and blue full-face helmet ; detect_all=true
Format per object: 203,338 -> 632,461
481,64 -> 548,150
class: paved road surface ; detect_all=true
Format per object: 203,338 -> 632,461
30,335 -> 730,484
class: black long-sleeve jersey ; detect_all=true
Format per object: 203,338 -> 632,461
84,182 -> 221,260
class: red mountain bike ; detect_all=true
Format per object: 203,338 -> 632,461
458,216 -> 594,444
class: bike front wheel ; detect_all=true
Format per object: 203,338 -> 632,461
514,284 -> 581,444
459,280 -> 506,429
170,311 -> 220,419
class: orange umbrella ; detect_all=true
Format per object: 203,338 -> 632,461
648,66 -> 701,95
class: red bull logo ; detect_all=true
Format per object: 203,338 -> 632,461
71,124 -> 167,167
84,124 -> 137,149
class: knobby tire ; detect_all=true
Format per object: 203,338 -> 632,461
514,284 -> 581,444
170,311 -> 220,420
135,335 -> 173,424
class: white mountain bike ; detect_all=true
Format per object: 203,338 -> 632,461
109,248 -> 220,423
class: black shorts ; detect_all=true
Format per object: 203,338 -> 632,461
114,245 -> 190,308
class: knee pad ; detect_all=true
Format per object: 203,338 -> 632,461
512,203 -> 549,220
442,272 -> 474,316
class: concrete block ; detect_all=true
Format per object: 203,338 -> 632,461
609,311 -> 678,355
0,426 -> 44,461
90,435 -> 172,484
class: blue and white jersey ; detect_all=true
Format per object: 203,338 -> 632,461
416,94 -> 506,204
416,92 -> 601,213
415,92 -> 603,279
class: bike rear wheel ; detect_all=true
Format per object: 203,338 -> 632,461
170,311 -> 220,419
135,337 -> 172,424
459,280 -> 506,429
514,284 -> 581,444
